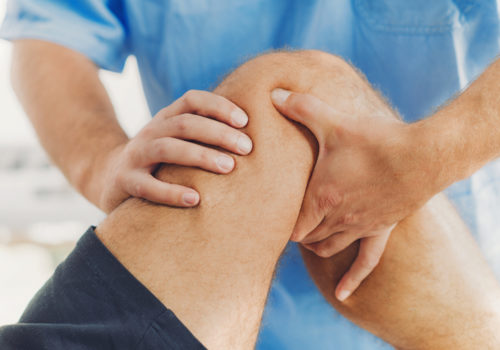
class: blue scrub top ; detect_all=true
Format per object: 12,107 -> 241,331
3,1 -> 500,349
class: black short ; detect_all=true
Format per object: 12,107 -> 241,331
0,227 -> 206,350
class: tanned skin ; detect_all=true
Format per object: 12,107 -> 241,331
11,40 -> 252,212
13,39 -> 500,300
97,51 -> 500,349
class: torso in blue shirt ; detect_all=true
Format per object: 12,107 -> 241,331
3,1 -> 500,349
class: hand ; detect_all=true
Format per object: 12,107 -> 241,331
99,90 -> 253,212
272,88 -> 437,301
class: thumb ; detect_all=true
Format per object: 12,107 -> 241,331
291,184 -> 324,242
271,88 -> 335,142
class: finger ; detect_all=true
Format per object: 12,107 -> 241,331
138,137 -> 236,174
299,212 -> 349,244
291,169 -> 345,242
335,233 -> 390,302
271,88 -> 339,142
162,89 -> 248,128
166,114 -> 252,155
302,230 -> 361,258
123,172 -> 200,207
291,183 -> 326,242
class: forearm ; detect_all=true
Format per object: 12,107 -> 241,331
278,53 -> 500,348
414,57 -> 500,190
11,39 -> 128,208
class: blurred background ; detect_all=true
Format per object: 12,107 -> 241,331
0,4 -> 150,325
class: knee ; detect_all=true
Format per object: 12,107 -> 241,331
224,49 -> 395,124
210,49 -> 356,152
151,51 -> 319,210
297,49 -> 352,71
217,49 -> 353,97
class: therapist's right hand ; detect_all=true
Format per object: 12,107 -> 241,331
99,90 -> 252,213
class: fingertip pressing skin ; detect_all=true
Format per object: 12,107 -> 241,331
236,135 -> 253,154
231,109 -> 249,127
271,88 -> 291,106
336,288 -> 352,302
216,155 -> 235,172
182,191 -> 200,206
335,263 -> 356,302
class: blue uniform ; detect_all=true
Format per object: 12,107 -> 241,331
3,1 -> 500,349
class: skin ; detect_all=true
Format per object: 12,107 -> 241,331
11,39 -> 252,213
13,37 -> 500,300
96,52 -> 319,349
97,50 -> 500,349
301,195 -> 500,350
10,30 -> 500,347
272,57 -> 500,301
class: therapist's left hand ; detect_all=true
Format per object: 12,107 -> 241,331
272,88 -> 439,302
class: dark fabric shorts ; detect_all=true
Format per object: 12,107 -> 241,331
0,227 -> 206,350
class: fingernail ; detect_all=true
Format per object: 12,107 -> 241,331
216,155 -> 235,172
237,135 -> 253,154
183,192 -> 199,205
271,88 -> 291,106
337,290 -> 351,302
231,109 -> 248,127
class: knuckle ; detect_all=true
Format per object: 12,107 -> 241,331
317,190 -> 342,212
341,213 -> 356,226
152,139 -> 168,159
197,149 -> 210,164
176,118 -> 188,133
182,89 -> 198,106
175,115 -> 190,133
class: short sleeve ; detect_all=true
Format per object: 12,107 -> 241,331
0,0 -> 129,72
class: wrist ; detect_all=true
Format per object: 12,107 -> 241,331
408,113 -> 473,193
76,141 -> 127,210
406,120 -> 454,195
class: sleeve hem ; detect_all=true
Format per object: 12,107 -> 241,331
0,26 -> 129,72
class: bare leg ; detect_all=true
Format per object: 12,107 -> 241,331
279,53 -> 500,349
302,196 -> 500,349
96,53 -> 318,349
96,50 -> 500,349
